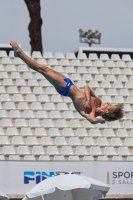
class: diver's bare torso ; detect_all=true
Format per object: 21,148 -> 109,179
67,84 -> 101,118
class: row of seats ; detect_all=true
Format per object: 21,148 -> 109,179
0,145 -> 133,156
0,136 -> 133,147
1,109 -> 133,118
1,73 -> 133,86
1,154 -> 133,161
0,127 -> 133,137
1,118 -> 133,128
1,85 -> 133,96
1,109 -> 133,121
0,102 -> 131,113
1,50 -> 132,61
1,59 -> 133,68
1,67 -> 133,76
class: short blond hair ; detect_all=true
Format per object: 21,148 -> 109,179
103,103 -> 124,121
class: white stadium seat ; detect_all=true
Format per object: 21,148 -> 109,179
31,102 -> 43,110
15,119 -> 27,128
89,53 -> 98,60
124,138 -> 133,147
1,119 -> 13,127
37,58 -> 47,65
20,86 -> 31,94
70,119 -> 81,128
32,51 -> 42,58
97,137 -> 109,147
56,119 -> 68,128
83,156 -> 94,161
37,110 -> 49,119
111,54 -> 120,61
26,136 -> 39,146
39,155 -> 50,160
17,146 -> 30,156
77,53 -> 87,60
90,146 -> 102,156
0,94 -> 11,102
1,57 -> 12,64
50,110 -> 61,119
15,78 -> 26,86
54,156 -> 65,160
55,52 -> 65,59
24,155 -> 35,160
94,60 -> 104,67
113,81 -> 123,89
0,51 -> 7,57
43,52 -> 53,59
48,128 -> 61,137
118,146 -> 131,156
48,59 -> 58,66
0,136 -> 10,145
66,53 -> 76,60
122,54 -> 131,61
23,109 -> 35,119
76,146 -> 88,156
116,61 -> 126,68
68,156 -> 80,160
98,156 -> 109,161
71,59 -> 81,67
83,60 -> 93,67
18,102 -> 29,110
42,119 -> 55,128
23,72 -> 33,79
112,68 -> 122,75
26,94 -> 37,102
3,78 -> 14,86
29,119 -> 41,127
47,146 -> 60,156
62,128 -> 74,137
83,137 -> 95,146
12,136 -> 25,146
10,110 -> 22,119
104,146 -> 116,156
41,137 -> 53,146
61,146 -> 74,156
6,127 -> 19,136
100,54 -> 109,61
55,137 -> 67,146
6,65 -> 16,72
18,65 -> 28,72
3,146 -> 16,155
111,137 -> 123,147
32,146 -> 45,156
94,74 -> 105,82
83,74 -> 93,81
9,155 -> 20,160
112,156 -> 123,161
105,61 -> 115,68
35,128 -> 47,137
20,127 -> 33,137
13,58 -> 24,65
90,129 -> 102,137
69,137 -> 81,146
117,129 -> 129,138
44,102 -> 56,111
60,59 -> 70,66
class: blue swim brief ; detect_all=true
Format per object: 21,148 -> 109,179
57,78 -> 74,96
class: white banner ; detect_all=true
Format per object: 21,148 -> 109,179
0,161 -> 133,195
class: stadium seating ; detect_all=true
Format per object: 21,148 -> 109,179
0,50 -> 133,160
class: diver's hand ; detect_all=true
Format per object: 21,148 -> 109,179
84,100 -> 91,114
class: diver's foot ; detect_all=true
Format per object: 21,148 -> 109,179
10,40 -> 21,57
